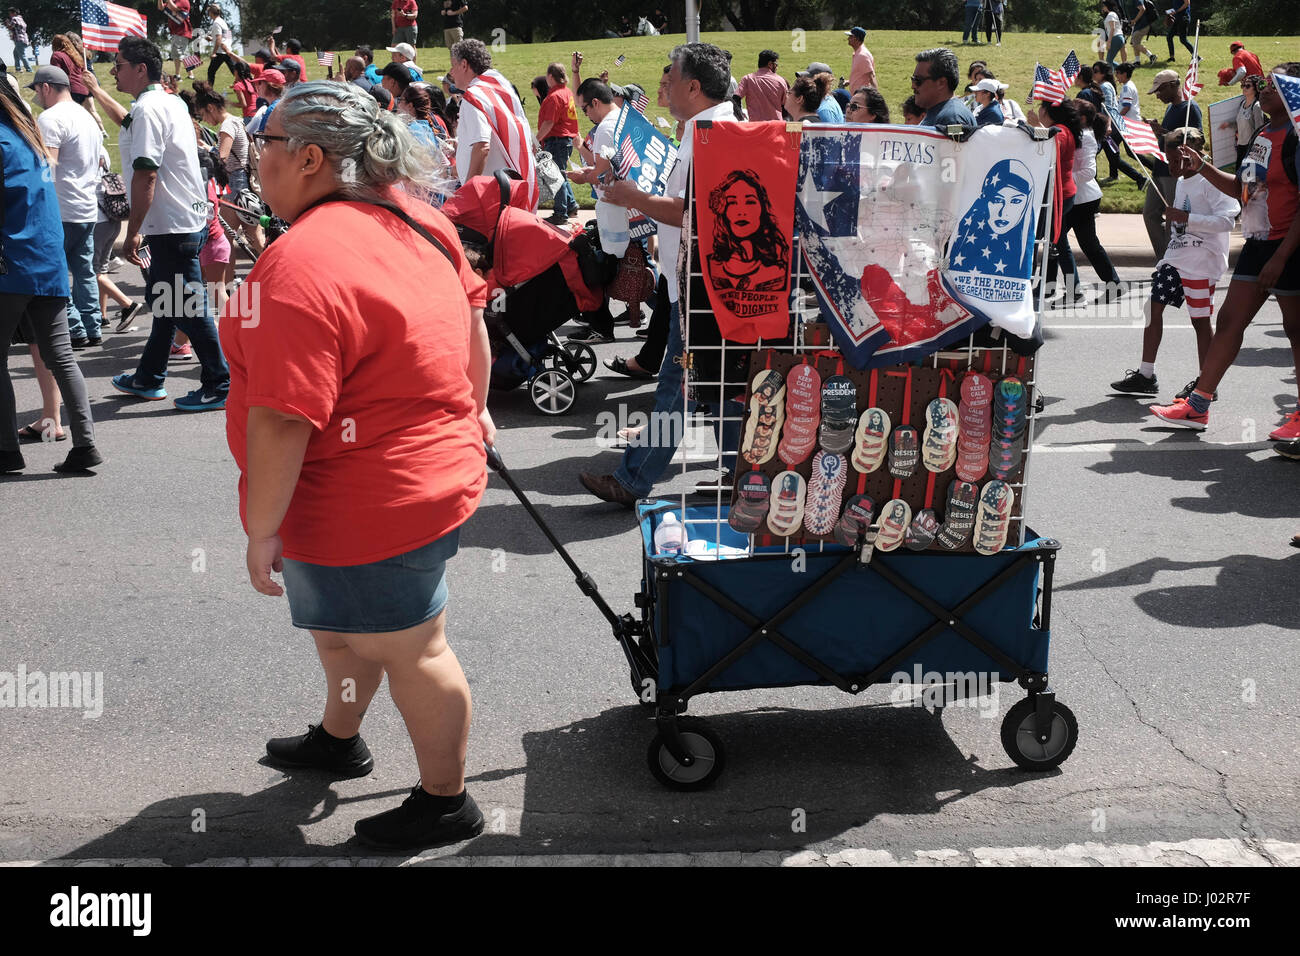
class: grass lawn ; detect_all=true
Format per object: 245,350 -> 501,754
47,30 -> 1290,212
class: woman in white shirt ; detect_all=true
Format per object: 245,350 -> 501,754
1101,1 -> 1127,66
1061,99 -> 1123,300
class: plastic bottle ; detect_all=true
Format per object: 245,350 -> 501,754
653,512 -> 686,555
595,198 -> 630,257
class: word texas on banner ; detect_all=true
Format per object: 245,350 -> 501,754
796,125 -> 1053,368
610,104 -> 678,240
693,120 -> 800,343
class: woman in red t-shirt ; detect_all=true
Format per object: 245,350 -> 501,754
1151,66 -> 1300,447
219,82 -> 494,851
1035,98 -> 1083,306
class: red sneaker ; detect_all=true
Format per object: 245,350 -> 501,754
170,342 -> 193,360
1268,409 -> 1300,441
1150,398 -> 1208,431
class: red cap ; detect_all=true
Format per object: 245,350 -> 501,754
259,68 -> 286,88
1229,40 -> 1245,52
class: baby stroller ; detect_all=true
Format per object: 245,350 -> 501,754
442,171 -> 610,415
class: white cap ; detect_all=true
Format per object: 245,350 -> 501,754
386,42 -> 417,61
966,78 -> 1002,95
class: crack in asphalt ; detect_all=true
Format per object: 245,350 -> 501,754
1067,613 -> 1282,866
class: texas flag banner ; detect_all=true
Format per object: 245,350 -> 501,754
796,124 -> 1054,368
609,102 -> 678,240
693,120 -> 800,343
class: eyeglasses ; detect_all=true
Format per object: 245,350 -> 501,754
251,132 -> 290,147
580,101 -> 593,113
845,103 -> 865,112
910,72 -> 933,86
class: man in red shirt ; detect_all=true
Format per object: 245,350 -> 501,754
735,50 -> 789,122
158,0 -> 193,79
392,0 -> 418,47
537,61 -> 580,223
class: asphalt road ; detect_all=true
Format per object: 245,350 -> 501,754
1,258 -> 1297,865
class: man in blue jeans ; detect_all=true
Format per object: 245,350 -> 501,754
87,36 -> 229,411
537,62 -> 580,224
32,66 -> 104,346
579,42 -> 737,505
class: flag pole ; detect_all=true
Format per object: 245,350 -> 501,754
1115,123 -> 1169,206
1183,20 -> 1201,143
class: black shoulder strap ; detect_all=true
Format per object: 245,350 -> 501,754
368,198 -> 458,269
0,148 -> 7,274
300,192 -> 458,269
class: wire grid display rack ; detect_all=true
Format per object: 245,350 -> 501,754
670,124 -> 1058,557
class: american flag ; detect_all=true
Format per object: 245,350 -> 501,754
616,135 -> 641,178
1273,72 -> 1300,142
460,69 -> 539,211
631,89 -> 649,113
317,51 -> 335,67
1030,63 -> 1067,106
81,0 -> 147,54
181,53 -> 202,70
1060,50 -> 1081,87
1116,114 -> 1165,163
137,243 -> 151,272
1183,58 -> 1203,100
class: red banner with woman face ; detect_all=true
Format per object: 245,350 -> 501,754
693,120 -> 800,343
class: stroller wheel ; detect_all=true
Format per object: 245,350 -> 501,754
529,368 -> 577,415
564,343 -> 597,382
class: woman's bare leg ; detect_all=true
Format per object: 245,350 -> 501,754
310,631 -> 385,738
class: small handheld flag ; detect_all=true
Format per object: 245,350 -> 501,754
317,51 -> 336,67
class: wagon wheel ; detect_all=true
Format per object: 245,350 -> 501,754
1000,696 -> 1078,771
528,368 -> 576,415
647,717 -> 725,790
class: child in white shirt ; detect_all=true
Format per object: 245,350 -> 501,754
1111,128 -> 1240,398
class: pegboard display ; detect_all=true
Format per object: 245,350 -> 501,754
725,348 -> 1035,553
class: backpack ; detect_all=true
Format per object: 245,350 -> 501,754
98,172 -> 130,221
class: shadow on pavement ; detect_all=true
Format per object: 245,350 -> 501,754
1088,439 -> 1300,519
458,701 -> 1044,857
1057,553 -> 1300,629
55,775 -> 369,865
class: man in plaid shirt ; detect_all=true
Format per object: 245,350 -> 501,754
5,8 -> 32,72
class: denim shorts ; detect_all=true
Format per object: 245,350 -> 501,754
281,529 -> 460,633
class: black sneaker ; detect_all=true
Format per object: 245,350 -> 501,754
85,336 -> 102,347
1110,369 -> 1158,395
114,303 -> 143,333
1275,438 -> 1300,460
354,785 -> 485,850
0,449 -> 25,474
53,445 -> 104,473
1174,378 -> 1218,402
69,337 -> 89,350
265,723 -> 374,777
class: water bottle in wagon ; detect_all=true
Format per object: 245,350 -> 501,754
653,513 -> 686,555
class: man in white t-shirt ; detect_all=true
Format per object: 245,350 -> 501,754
32,65 -> 105,345
567,78 -> 618,200
448,38 -> 533,187
578,42 -> 736,506
86,36 -> 229,411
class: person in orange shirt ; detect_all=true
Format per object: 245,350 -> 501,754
222,81 -> 495,850
537,61 -> 579,223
